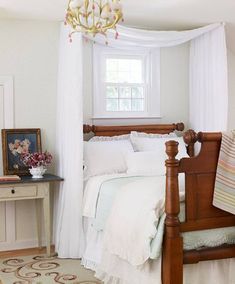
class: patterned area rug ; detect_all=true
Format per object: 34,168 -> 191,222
0,254 -> 101,284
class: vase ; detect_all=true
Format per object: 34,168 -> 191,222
29,166 -> 47,179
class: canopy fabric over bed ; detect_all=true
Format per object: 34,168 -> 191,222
55,22 -> 228,258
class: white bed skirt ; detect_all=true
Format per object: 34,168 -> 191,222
82,218 -> 235,284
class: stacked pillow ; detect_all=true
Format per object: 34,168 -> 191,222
84,131 -> 188,179
83,140 -> 134,180
89,134 -> 130,142
126,151 -> 165,176
130,134 -> 187,158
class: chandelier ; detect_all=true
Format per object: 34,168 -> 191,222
65,0 -> 123,42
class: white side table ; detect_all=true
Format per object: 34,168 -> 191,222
0,174 -> 63,256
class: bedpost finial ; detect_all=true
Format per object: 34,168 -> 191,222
83,124 -> 93,134
165,140 -> 179,160
176,122 -> 184,132
183,129 -> 198,145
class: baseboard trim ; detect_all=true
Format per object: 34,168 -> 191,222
0,239 -> 47,252
0,245 -> 55,258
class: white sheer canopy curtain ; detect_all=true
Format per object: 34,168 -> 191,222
189,25 -> 228,131
55,23 -> 84,258
55,22 -> 228,258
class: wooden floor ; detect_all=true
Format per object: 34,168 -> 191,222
0,246 -> 55,258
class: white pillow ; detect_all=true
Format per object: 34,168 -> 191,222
131,131 -> 177,139
89,134 -> 130,142
126,152 -> 166,176
84,140 -> 134,180
130,135 -> 188,159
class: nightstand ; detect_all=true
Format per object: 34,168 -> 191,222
0,174 -> 63,256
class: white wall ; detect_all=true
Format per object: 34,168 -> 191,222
83,42 -> 190,128
227,49 -> 235,130
0,20 -> 59,160
0,20 -> 60,250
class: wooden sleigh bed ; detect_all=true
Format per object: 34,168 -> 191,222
83,122 -> 235,284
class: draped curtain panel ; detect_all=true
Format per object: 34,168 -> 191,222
90,23 -> 223,49
189,25 -> 228,131
55,22 -> 228,258
55,23 -> 85,258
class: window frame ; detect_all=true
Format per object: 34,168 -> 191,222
93,44 -> 161,119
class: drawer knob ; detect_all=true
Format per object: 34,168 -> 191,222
11,189 -> 15,194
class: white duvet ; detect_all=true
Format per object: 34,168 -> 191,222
103,175 -> 185,266
83,173 -> 130,218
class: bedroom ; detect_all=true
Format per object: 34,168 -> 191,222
0,0 -> 235,283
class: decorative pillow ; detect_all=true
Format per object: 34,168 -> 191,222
130,135 -> 188,159
126,152 -> 166,176
89,134 -> 130,142
83,140 -> 134,180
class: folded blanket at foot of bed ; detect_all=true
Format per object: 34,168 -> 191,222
83,175 -> 235,266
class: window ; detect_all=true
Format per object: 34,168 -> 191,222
105,57 -> 145,112
93,44 -> 160,119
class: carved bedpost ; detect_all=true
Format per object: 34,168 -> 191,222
183,129 -> 198,157
83,124 -> 94,134
162,141 -> 183,284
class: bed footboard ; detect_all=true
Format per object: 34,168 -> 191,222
180,130 -> 235,231
162,130 -> 235,284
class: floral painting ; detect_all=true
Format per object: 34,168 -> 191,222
1,129 -> 41,175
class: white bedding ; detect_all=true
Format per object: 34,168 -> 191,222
82,175 -> 235,284
83,174 -> 134,218
82,218 -> 235,284
103,176 -> 184,266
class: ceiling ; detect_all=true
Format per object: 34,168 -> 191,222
0,0 -> 235,52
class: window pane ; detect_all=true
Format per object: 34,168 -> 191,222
106,57 -> 143,84
118,59 -> 130,72
132,99 -> 144,111
118,71 -> 130,83
106,59 -> 118,71
119,99 -> 131,111
106,86 -> 118,98
130,60 -> 142,83
132,87 -> 144,98
120,87 -> 131,98
106,99 -> 119,111
106,71 -> 119,83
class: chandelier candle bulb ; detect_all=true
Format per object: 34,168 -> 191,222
69,0 -> 83,9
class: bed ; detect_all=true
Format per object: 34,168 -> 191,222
83,123 -> 235,284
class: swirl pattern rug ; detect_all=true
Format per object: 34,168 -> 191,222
0,255 -> 101,284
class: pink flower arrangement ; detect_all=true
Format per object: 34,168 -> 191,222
21,151 -> 53,168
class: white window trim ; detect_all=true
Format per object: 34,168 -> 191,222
93,44 -> 161,119
0,76 -> 14,127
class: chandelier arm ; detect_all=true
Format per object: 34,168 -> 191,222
102,14 -> 121,32
94,0 -> 102,29
68,12 -> 89,31
92,0 -> 95,30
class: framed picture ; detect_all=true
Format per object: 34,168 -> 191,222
1,128 -> 42,175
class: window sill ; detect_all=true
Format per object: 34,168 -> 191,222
92,116 -> 162,120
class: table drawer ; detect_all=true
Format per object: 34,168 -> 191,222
0,186 -> 37,199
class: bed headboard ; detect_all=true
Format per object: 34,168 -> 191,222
83,122 -> 184,136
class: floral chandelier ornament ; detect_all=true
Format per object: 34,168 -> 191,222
65,0 -> 123,43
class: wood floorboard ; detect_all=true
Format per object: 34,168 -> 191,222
0,245 -> 55,258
